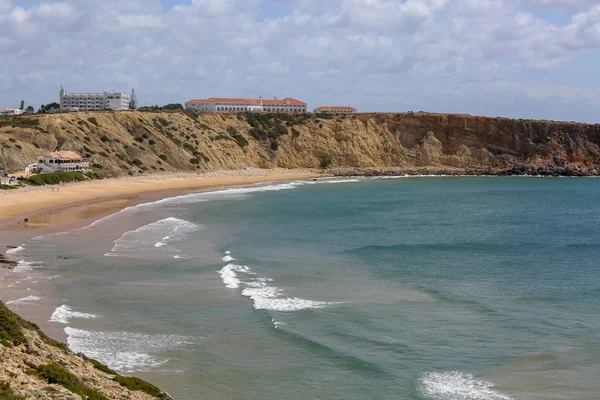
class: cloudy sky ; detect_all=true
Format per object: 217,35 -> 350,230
1,0 -> 599,122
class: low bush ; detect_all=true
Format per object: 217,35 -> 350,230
134,137 -> 144,143
87,117 -> 99,127
158,154 -> 168,162
320,155 -> 332,169
113,376 -> 161,397
100,135 -> 111,143
148,139 -> 156,145
0,301 -> 67,350
28,363 -> 108,400
28,172 -> 85,186
0,185 -> 18,190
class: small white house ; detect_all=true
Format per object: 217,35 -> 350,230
1,108 -> 24,116
36,151 -> 90,173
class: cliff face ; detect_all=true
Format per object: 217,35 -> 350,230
1,111 -> 600,176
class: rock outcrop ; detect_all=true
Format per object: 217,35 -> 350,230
0,301 -> 172,399
1,111 -> 600,176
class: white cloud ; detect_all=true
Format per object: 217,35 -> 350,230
0,0 -> 599,121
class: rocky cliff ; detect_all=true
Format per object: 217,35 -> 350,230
2,111 -> 600,176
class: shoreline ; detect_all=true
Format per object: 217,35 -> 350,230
0,168 -> 322,253
0,168 -> 323,347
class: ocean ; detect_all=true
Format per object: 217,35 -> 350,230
4,177 -> 600,399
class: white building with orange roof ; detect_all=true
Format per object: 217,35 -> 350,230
314,106 -> 357,114
35,151 -> 90,173
185,97 -> 307,114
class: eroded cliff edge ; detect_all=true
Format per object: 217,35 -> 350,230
1,111 -> 600,176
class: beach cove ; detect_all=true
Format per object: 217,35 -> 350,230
2,175 -> 600,399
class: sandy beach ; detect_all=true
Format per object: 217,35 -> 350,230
0,168 -> 321,258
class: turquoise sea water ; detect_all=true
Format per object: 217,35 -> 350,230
6,177 -> 600,399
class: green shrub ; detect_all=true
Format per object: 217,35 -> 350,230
28,172 -> 85,186
320,155 -> 332,169
148,139 -> 156,145
33,142 -> 40,148
0,185 -> 18,190
92,163 -> 103,169
8,138 -> 16,143
15,145 -> 22,150
157,118 -> 170,127
113,376 -> 161,397
28,363 -> 108,400
189,158 -> 200,165
1,338 -> 14,347
100,135 -> 111,142
134,137 -> 144,143
132,159 -> 143,166
98,152 -> 109,157
0,381 -> 25,400
183,143 -> 195,152
159,155 -> 168,162
87,117 -> 99,127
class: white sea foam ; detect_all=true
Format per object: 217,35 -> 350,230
218,263 -> 253,289
219,252 -> 340,312
271,318 -> 286,329
7,277 -> 32,288
222,255 -> 234,262
64,326 -> 192,372
6,296 -> 42,305
106,217 -> 200,256
49,305 -> 100,324
12,260 -> 44,273
5,245 -> 24,255
322,179 -> 361,184
420,371 -> 513,400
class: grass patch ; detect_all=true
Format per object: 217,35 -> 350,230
28,172 -> 85,186
0,185 -> 18,190
320,155 -> 332,169
28,363 -> 108,400
0,116 -> 41,130
1,338 -> 14,347
113,376 -> 161,397
0,381 -> 25,400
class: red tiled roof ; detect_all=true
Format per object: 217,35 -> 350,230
314,106 -> 356,111
44,151 -> 82,160
186,97 -> 306,105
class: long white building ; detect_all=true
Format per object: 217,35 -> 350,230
1,108 -> 23,116
185,97 -> 307,113
59,87 -> 130,111
35,151 -> 89,173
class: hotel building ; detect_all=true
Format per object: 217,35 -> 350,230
185,97 -> 307,114
35,151 -> 89,173
59,87 -> 130,111
314,106 -> 357,114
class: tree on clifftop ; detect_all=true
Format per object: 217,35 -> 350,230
25,105 -> 34,114
129,88 -> 138,110
19,100 -> 24,111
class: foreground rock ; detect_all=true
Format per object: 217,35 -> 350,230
0,301 -> 173,400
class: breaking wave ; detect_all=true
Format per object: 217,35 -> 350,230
419,371 -> 513,400
217,252 -> 341,313
12,260 -> 43,273
5,245 -> 24,255
64,326 -> 193,372
105,217 -> 200,256
6,295 -> 42,305
49,305 -> 100,324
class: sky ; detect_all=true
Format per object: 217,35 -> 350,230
0,0 -> 599,122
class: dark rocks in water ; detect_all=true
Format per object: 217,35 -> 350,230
0,254 -> 17,268
329,164 -> 600,178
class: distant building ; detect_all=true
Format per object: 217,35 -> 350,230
35,151 -> 90,173
185,97 -> 307,113
1,108 -> 24,116
59,86 -> 130,111
314,106 -> 357,114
